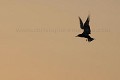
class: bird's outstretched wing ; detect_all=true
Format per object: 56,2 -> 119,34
84,15 -> 90,26
83,15 -> 91,34
78,17 -> 84,29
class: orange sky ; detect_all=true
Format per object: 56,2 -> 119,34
0,0 -> 120,80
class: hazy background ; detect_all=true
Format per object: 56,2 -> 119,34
0,0 -> 120,80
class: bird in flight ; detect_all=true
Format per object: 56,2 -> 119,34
76,15 -> 94,42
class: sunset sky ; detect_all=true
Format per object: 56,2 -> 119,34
0,0 -> 120,80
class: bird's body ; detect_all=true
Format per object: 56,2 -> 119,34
76,15 -> 94,42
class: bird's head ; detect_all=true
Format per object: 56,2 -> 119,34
75,34 -> 83,37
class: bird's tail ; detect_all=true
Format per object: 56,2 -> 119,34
87,35 -> 94,42
88,37 -> 94,42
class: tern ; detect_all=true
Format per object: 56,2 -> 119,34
76,15 -> 94,42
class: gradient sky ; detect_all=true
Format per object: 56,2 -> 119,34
0,0 -> 120,80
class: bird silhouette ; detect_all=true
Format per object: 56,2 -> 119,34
76,15 -> 94,42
